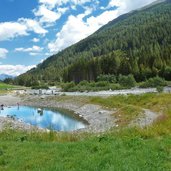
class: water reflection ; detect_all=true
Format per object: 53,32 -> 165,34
0,106 -> 86,131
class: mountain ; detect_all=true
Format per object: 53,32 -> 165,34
15,0 -> 171,86
0,74 -> 14,81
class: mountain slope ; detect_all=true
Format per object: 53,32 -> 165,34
15,0 -> 171,85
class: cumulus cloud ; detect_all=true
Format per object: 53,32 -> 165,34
48,0 -> 156,53
29,52 -> 40,56
39,0 -> 92,9
18,18 -> 48,35
48,7 -> 94,53
0,18 -> 47,41
34,5 -> 64,23
15,45 -> 43,53
32,38 -> 40,43
108,0 -> 156,14
0,65 -> 35,76
0,48 -> 9,59
0,22 -> 28,41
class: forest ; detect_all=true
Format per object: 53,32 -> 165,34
14,0 -> 171,86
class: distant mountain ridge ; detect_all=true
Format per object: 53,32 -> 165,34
15,0 -> 171,85
0,74 -> 14,81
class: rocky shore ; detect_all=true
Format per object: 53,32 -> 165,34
22,96 -> 117,132
0,94 -> 117,132
0,94 -> 160,133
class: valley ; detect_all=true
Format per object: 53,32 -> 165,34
0,0 -> 171,170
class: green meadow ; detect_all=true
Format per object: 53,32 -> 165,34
0,93 -> 171,171
0,83 -> 15,89
0,83 -> 23,94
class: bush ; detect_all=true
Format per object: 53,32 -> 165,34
109,84 -> 122,90
95,81 -> 109,87
97,74 -> 117,83
89,81 -> 96,87
140,77 -> 167,88
156,86 -> 164,93
61,82 -> 76,91
79,80 -> 89,86
118,75 -> 136,88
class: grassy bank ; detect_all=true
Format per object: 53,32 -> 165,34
0,83 -> 15,90
91,93 -> 171,129
0,128 -> 171,171
0,83 -> 23,95
0,93 -> 171,170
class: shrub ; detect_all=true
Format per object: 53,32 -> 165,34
95,81 -> 109,87
118,75 -> 136,88
61,82 -> 76,91
156,86 -> 164,93
109,84 -> 122,90
140,77 -> 167,88
79,80 -> 89,86
97,74 -> 117,83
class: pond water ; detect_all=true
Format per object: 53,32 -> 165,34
0,106 -> 86,131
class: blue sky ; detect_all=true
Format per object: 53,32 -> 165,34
0,0 -> 155,76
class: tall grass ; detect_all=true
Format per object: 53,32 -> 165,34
0,127 -> 171,170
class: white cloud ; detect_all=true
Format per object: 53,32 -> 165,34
34,5 -> 63,23
32,38 -> 40,42
0,22 -> 28,41
48,0 -> 156,53
29,52 -> 40,56
45,52 -> 52,56
0,65 -> 35,76
39,0 -> 91,9
108,0 -> 156,14
0,18 -> 48,41
0,48 -> 9,59
39,0 -> 60,8
18,18 -> 48,35
15,46 -> 43,53
48,7 -> 93,53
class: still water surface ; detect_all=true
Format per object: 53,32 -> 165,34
0,106 -> 86,131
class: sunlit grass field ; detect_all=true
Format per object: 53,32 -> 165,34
0,83 -> 15,89
0,83 -> 23,94
0,93 -> 171,170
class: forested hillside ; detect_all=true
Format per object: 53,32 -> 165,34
15,0 -> 171,86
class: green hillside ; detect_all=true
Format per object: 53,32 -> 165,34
15,0 -> 171,85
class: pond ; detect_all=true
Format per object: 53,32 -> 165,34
0,106 -> 86,131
